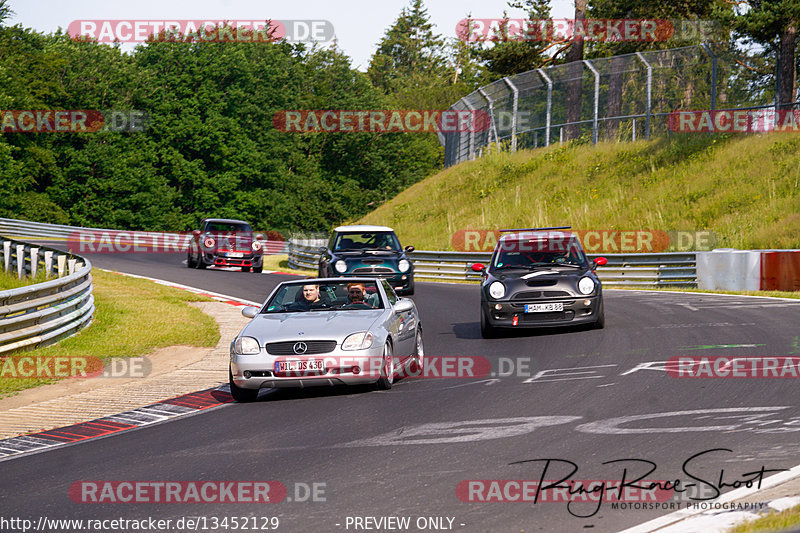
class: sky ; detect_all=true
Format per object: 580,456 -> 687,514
9,0 -> 574,71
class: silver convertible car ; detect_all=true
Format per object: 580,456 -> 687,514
229,278 -> 424,401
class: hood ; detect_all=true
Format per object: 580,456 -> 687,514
241,309 -> 385,342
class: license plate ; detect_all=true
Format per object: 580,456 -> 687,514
226,252 -> 244,258
525,303 -> 564,313
274,360 -> 325,372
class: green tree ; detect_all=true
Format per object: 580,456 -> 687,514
736,0 -> 800,110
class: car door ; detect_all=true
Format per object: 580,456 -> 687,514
381,280 -> 416,357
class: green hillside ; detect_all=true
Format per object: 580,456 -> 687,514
357,134 -> 800,252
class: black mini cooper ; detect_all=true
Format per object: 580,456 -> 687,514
472,227 -> 607,337
318,225 -> 416,295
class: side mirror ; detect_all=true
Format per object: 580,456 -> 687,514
318,246 -> 328,254
471,263 -> 486,273
405,245 -> 415,253
241,306 -> 259,319
192,229 -> 201,238
393,299 -> 414,313
593,257 -> 608,267
255,233 -> 264,241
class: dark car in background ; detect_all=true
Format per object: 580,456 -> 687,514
318,225 -> 416,295
472,227 -> 607,337
187,218 -> 265,272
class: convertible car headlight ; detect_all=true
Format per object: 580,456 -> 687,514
398,259 -> 410,272
578,276 -> 595,295
251,241 -> 262,251
342,331 -> 374,350
334,260 -> 348,273
488,281 -> 506,299
234,336 -> 261,355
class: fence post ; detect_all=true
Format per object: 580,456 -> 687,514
538,68 -> 553,147
57,254 -> 66,277
463,100 -> 476,160
635,52 -> 652,139
30,247 -> 39,278
478,88 -> 500,152
632,118 -> 637,141
503,77 -> 518,152
701,43 -> 717,111
16,244 -> 24,279
44,250 -> 53,278
584,60 -> 600,144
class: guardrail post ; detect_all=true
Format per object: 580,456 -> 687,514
68,258 -> 76,276
537,68 -> 553,147
57,254 -> 66,277
16,244 -> 24,279
3,241 -> 9,272
584,60 -> 600,145
30,247 -> 39,278
44,250 -> 53,278
503,77 -> 519,152
635,52 -> 652,139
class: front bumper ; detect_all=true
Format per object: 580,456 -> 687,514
230,345 -> 386,390
483,294 -> 601,328
334,271 -> 413,292
202,251 -> 263,268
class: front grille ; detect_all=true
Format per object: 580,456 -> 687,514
542,290 -> 571,297
526,279 -> 557,287
266,340 -> 337,355
351,267 -> 395,274
513,291 -> 541,300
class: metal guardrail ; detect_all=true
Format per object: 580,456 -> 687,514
0,218 -> 288,254
0,237 -> 94,354
288,239 -> 697,288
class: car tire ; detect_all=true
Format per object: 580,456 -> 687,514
229,369 -> 258,402
593,299 -> 605,329
195,254 -> 207,269
404,279 -> 415,296
187,253 -> 196,268
480,309 -> 499,339
253,263 -> 263,273
409,328 -> 424,375
376,342 -> 394,390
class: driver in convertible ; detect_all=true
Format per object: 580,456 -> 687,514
345,283 -> 374,308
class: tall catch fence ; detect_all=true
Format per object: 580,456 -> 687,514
443,43 -> 782,166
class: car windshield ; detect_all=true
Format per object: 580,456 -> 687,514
262,281 -> 384,313
492,237 -> 588,269
334,232 -> 401,251
204,222 -> 252,233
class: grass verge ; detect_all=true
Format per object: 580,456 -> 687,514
729,504 -> 800,532
357,133 -> 800,251
262,254 -> 316,277
0,269 -> 219,398
0,268 -> 50,290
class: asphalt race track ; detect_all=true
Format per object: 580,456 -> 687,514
3,249 -> 800,533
